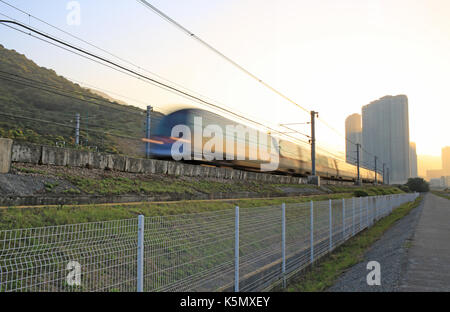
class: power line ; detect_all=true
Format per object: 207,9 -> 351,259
0,70 -> 145,110
136,0 -> 310,115
0,10 -> 381,174
134,1 -> 390,170
0,0 -> 212,100
0,72 -> 147,116
0,19 -> 316,151
0,6 -> 315,142
0,3 -> 281,127
0,111 -> 142,141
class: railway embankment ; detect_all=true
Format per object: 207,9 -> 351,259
0,161 -> 404,208
0,140 -> 404,207
1,162 -> 328,206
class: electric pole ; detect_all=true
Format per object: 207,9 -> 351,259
145,106 -> 153,158
310,111 -> 318,176
75,113 -> 80,146
374,156 -> 378,185
356,143 -> 361,184
383,163 -> 386,185
86,111 -> 89,147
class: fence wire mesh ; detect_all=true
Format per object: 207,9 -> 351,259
0,193 -> 419,292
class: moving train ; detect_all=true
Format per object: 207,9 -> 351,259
149,108 -> 381,183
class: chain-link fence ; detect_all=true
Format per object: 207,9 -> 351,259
0,193 -> 419,292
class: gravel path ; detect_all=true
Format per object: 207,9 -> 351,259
327,196 -> 424,292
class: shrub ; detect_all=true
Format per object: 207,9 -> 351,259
398,185 -> 410,193
406,178 -> 430,193
354,190 -> 369,197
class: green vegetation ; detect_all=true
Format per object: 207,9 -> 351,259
406,178 -> 430,192
281,196 -> 423,292
0,192 -> 372,230
354,190 -> 369,197
0,44 -> 164,156
325,185 -> 403,196
12,165 -> 48,175
44,182 -> 59,192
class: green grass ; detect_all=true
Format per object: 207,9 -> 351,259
12,165 -> 48,175
281,195 -> 423,292
325,185 -> 403,197
0,193 -> 360,230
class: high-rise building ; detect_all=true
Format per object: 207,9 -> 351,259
442,146 -> 450,176
362,95 -> 410,184
345,113 -> 362,165
409,142 -> 418,178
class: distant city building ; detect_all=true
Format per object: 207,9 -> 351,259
427,169 -> 444,180
445,176 -> 450,188
429,176 -> 449,189
345,113 -> 362,165
425,147 -> 450,181
442,146 -> 450,176
429,178 -> 444,189
361,95 -> 410,184
409,142 -> 418,178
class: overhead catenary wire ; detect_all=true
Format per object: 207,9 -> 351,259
135,1 -> 387,171
0,6 -> 383,173
0,4 -> 291,134
0,0 -> 215,101
136,0 -> 310,115
0,111 -> 142,141
0,69 -> 171,114
0,73 -> 147,117
0,19 -> 317,150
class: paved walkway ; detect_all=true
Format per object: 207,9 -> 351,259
328,193 -> 424,292
399,193 -> 450,291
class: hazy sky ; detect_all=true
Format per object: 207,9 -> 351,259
1,0 -> 449,159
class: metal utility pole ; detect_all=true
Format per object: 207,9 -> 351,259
374,156 -> 378,185
145,106 -> 153,158
310,111 -> 318,176
85,111 -> 89,147
75,113 -> 80,146
356,143 -> 361,184
383,163 -> 386,185
387,167 -> 390,185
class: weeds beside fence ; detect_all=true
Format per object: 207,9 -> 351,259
0,193 -> 419,292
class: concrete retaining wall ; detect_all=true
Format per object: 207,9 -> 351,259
10,141 -> 309,184
0,138 -> 13,173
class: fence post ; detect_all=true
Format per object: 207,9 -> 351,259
329,199 -> 332,251
366,197 -> 369,228
282,203 -> 286,288
137,215 -> 144,293
375,197 -> 378,220
342,199 -> 345,240
310,201 -> 314,264
352,197 -> 355,236
359,197 -> 362,231
235,206 -> 240,292
388,195 -> 391,213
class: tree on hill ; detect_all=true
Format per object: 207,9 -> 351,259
406,178 -> 430,193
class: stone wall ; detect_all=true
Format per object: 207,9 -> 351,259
0,138 -> 13,173
10,141 -> 309,184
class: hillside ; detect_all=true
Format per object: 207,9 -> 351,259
0,44 -> 164,156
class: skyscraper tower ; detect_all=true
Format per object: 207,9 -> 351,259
345,113 -> 362,165
362,95 -> 410,184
